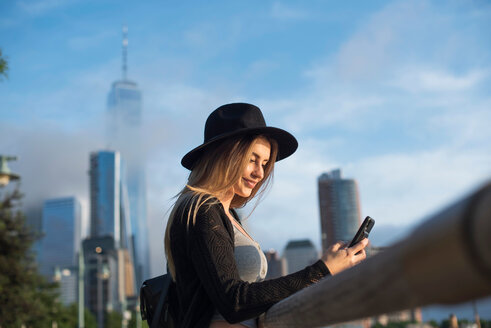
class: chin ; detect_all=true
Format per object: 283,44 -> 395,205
236,189 -> 252,198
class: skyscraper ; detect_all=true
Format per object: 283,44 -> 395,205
264,249 -> 287,279
40,197 -> 81,277
318,169 -> 361,254
283,239 -> 318,274
87,151 -> 137,326
106,26 -> 149,285
89,151 -> 133,251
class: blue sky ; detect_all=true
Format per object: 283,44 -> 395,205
1,0 -> 491,319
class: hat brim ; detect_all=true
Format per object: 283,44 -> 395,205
181,126 -> 298,170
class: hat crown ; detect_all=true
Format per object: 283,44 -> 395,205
181,102 -> 297,170
204,103 -> 266,142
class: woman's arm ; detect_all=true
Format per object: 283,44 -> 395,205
186,204 -> 330,323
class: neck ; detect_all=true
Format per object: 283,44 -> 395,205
216,189 -> 234,213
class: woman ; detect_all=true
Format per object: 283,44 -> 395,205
164,103 -> 368,328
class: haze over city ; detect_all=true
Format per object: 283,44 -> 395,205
1,0 -> 490,321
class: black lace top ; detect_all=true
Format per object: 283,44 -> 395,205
168,196 -> 330,328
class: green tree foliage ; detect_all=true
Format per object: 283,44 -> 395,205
0,185 -> 95,327
128,311 -> 149,328
0,185 -> 58,326
105,310 -> 123,328
55,303 -> 96,328
440,319 -> 450,328
0,48 -> 8,80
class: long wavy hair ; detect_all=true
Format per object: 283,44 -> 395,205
164,134 -> 278,278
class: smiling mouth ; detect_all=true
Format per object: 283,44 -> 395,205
243,178 -> 257,189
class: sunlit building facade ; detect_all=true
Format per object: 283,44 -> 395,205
90,151 -> 121,244
89,150 -> 136,254
318,169 -> 361,254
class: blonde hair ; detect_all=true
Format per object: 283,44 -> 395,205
164,135 -> 278,278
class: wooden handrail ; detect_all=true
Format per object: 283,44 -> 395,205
262,182 -> 491,328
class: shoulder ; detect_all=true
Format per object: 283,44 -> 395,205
174,192 -> 221,217
173,192 -> 232,233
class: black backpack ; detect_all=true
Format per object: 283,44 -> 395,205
140,274 -> 177,328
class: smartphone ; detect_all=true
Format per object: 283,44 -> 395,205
348,216 -> 375,248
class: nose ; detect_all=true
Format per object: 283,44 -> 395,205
251,163 -> 264,180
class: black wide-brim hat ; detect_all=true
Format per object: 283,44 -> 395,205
181,103 -> 298,170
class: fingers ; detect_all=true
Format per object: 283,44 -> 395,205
330,241 -> 345,252
353,249 -> 367,265
349,238 -> 368,255
324,240 -> 368,275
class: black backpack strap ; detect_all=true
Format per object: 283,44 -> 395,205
150,275 -> 171,328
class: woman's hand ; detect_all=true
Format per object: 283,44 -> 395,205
321,238 -> 368,275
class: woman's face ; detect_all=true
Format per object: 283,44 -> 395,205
232,137 -> 271,198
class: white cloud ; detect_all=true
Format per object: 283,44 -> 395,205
180,20 -> 244,57
306,0 -> 490,87
183,23 -> 215,48
17,0 -> 74,15
352,148 -> 491,226
248,139 -> 491,253
245,0 -> 491,254
266,92 -> 386,133
0,121 -> 103,234
426,106 -> 491,147
2,57 -> 117,127
270,2 -> 309,20
391,68 -> 488,93
331,1 -> 428,82
244,60 -> 280,80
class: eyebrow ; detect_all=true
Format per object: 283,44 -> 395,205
252,152 -> 269,162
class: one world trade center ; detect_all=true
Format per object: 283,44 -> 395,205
106,26 -> 150,286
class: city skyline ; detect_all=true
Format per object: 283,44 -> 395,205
1,0 -> 490,320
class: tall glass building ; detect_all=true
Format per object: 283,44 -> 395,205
105,31 -> 150,285
88,151 -> 137,321
318,169 -> 361,254
40,197 -> 81,277
89,151 -> 135,251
